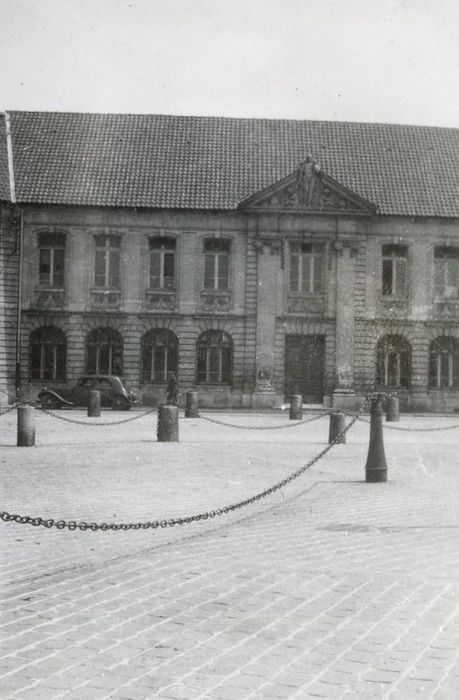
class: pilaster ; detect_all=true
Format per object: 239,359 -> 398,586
252,235 -> 281,408
332,238 -> 362,411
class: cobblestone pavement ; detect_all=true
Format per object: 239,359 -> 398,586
1,408 -> 459,699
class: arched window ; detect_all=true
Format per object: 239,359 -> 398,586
142,329 -> 178,383
376,334 -> 411,388
29,326 -> 66,380
429,336 -> 459,388
197,331 -> 232,384
86,328 -> 123,375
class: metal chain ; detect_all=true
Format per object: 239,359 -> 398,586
356,415 -> 459,432
199,412 -> 330,430
0,409 -> 364,532
34,405 -> 158,426
0,404 -> 18,418
383,420 -> 459,432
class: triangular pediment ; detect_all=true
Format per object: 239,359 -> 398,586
239,156 -> 378,214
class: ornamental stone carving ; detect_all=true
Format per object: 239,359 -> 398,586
199,290 -> 231,312
256,366 -> 274,389
90,289 -> 121,310
144,291 -> 177,312
286,295 -> 325,315
333,239 -> 360,258
240,157 -> 377,214
253,237 -> 282,255
34,289 -> 65,309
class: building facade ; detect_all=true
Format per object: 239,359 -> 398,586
2,112 -> 459,411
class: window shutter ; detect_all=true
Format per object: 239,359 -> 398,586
150,251 -> 161,289
313,252 -> 324,293
290,253 -> 300,291
218,253 -> 229,290
163,252 -> 175,289
382,258 -> 393,295
204,254 -> 215,289
39,249 -> 51,285
95,249 -> 106,287
53,249 -> 65,288
109,249 -> 120,289
395,257 -> 407,296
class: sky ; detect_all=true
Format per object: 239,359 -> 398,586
1,0 -> 459,127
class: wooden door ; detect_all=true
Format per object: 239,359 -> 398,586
285,335 -> 325,403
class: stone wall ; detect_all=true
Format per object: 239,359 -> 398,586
14,203 -> 459,411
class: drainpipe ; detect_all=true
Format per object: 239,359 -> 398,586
15,209 -> 24,398
4,111 -> 23,399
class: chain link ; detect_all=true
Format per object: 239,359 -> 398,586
0,406 -> 365,532
199,411 -> 330,430
0,404 -> 18,418
356,414 -> 459,432
33,405 -> 158,426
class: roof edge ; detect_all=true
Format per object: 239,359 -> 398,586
3,111 -> 16,203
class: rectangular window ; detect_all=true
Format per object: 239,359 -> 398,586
94,234 -> 121,289
289,243 -> 324,293
38,233 -> 66,288
203,238 -> 231,291
382,244 -> 408,297
434,247 -> 459,299
149,238 -> 176,290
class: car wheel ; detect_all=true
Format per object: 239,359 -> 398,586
40,394 -> 60,409
112,396 -> 130,411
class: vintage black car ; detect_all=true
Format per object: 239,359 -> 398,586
37,375 -> 140,410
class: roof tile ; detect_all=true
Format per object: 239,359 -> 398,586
2,111 -> 459,216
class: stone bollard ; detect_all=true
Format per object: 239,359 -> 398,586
329,411 -> 346,444
385,396 -> 399,422
185,390 -> 199,418
365,394 -> 388,482
17,405 -> 35,447
289,394 -> 303,420
88,390 -> 101,417
157,404 -> 179,442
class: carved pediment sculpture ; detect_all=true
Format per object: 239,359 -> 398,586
239,155 -> 378,215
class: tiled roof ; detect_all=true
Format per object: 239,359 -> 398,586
2,111 -> 459,217
0,116 -> 11,202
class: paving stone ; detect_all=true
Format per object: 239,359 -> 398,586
1,412 -> 459,698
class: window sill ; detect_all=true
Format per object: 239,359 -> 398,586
286,294 -> 325,314
90,289 -> 122,309
33,289 -> 65,309
196,383 -> 232,387
145,290 -> 177,311
199,290 -> 231,312
380,296 -> 409,302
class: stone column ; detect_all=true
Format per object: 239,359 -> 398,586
252,237 -> 280,408
332,239 -> 361,412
